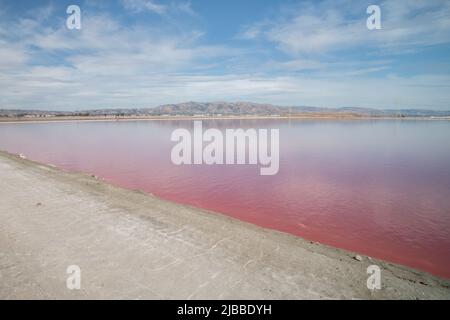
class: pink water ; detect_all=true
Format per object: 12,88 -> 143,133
0,119 -> 449,278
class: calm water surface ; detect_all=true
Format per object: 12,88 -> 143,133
1,119 -> 449,278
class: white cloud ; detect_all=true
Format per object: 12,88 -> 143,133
174,1 -> 196,16
120,0 -> 196,16
121,0 -> 167,15
241,0 -> 450,55
0,43 -> 27,71
268,59 -> 325,71
2,65 -> 450,110
0,1 -> 449,110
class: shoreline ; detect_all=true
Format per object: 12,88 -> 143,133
0,150 -> 449,299
1,114 -> 450,124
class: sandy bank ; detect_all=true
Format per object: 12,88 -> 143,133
0,151 -> 449,299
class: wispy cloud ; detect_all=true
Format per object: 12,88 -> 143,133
241,0 -> 450,55
121,0 -> 167,15
0,0 -> 449,110
121,0 -> 197,16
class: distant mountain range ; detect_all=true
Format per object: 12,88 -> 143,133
1,102 -> 450,118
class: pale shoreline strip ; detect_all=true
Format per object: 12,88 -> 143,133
0,151 -> 449,299
1,115 -> 450,125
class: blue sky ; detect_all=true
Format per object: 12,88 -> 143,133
1,0 -> 450,110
